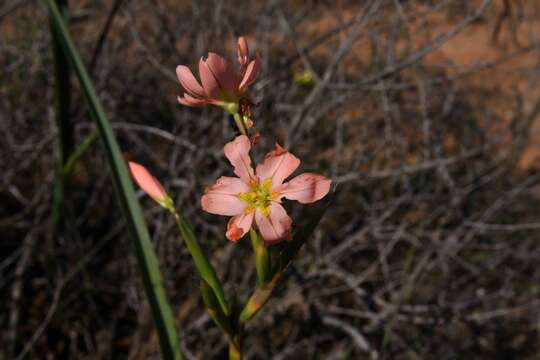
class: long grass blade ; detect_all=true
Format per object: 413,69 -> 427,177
50,0 -> 73,242
45,1 -> 181,358
63,133 -> 97,176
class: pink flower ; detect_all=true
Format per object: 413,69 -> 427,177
201,135 -> 331,244
176,36 -> 261,113
129,162 -> 173,209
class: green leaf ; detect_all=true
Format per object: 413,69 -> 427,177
50,0 -> 73,244
63,133 -> 98,176
174,213 -> 229,316
45,1 -> 181,358
200,281 -> 234,337
239,272 -> 282,323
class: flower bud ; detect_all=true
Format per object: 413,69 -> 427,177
129,162 -> 173,210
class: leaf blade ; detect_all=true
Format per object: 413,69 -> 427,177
45,1 -> 182,358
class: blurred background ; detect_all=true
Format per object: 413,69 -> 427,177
2,0 -> 540,358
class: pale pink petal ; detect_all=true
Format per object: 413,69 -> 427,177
237,36 -> 249,67
236,37 -> 250,77
177,94 -> 207,107
256,143 -> 300,187
238,53 -> 261,91
226,211 -> 254,241
201,193 -> 246,216
224,135 -> 255,184
276,173 -> 331,204
129,162 -> 168,203
176,65 -> 205,98
205,52 -> 238,94
204,176 -> 250,195
199,57 -> 221,99
255,202 -> 292,244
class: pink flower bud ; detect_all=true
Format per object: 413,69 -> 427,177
129,162 -> 171,208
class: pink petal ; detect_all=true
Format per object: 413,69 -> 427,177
224,135 -> 255,184
201,193 -> 246,216
226,211 -> 254,241
256,143 -> 300,187
129,162 -> 168,203
205,52 -> 238,95
277,173 -> 331,204
255,202 -> 292,244
177,94 -> 207,107
204,176 -> 250,195
238,53 -> 261,91
237,36 -> 249,67
199,57 -> 221,99
176,65 -> 205,98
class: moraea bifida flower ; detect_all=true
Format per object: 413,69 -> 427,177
176,36 -> 261,116
201,135 -> 331,243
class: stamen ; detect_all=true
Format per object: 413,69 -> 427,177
238,179 -> 274,216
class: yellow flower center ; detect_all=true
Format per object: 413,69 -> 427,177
239,178 -> 275,216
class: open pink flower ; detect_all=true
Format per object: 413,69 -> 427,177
176,36 -> 261,113
201,135 -> 331,244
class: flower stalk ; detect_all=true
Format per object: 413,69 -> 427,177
250,229 -> 270,285
233,112 -> 247,136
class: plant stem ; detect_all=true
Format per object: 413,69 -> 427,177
250,229 -> 270,285
233,113 -> 247,136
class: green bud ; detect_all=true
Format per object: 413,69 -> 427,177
294,69 -> 315,87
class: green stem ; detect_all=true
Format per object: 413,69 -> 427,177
173,212 -> 229,316
250,229 -> 270,285
233,113 -> 247,136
